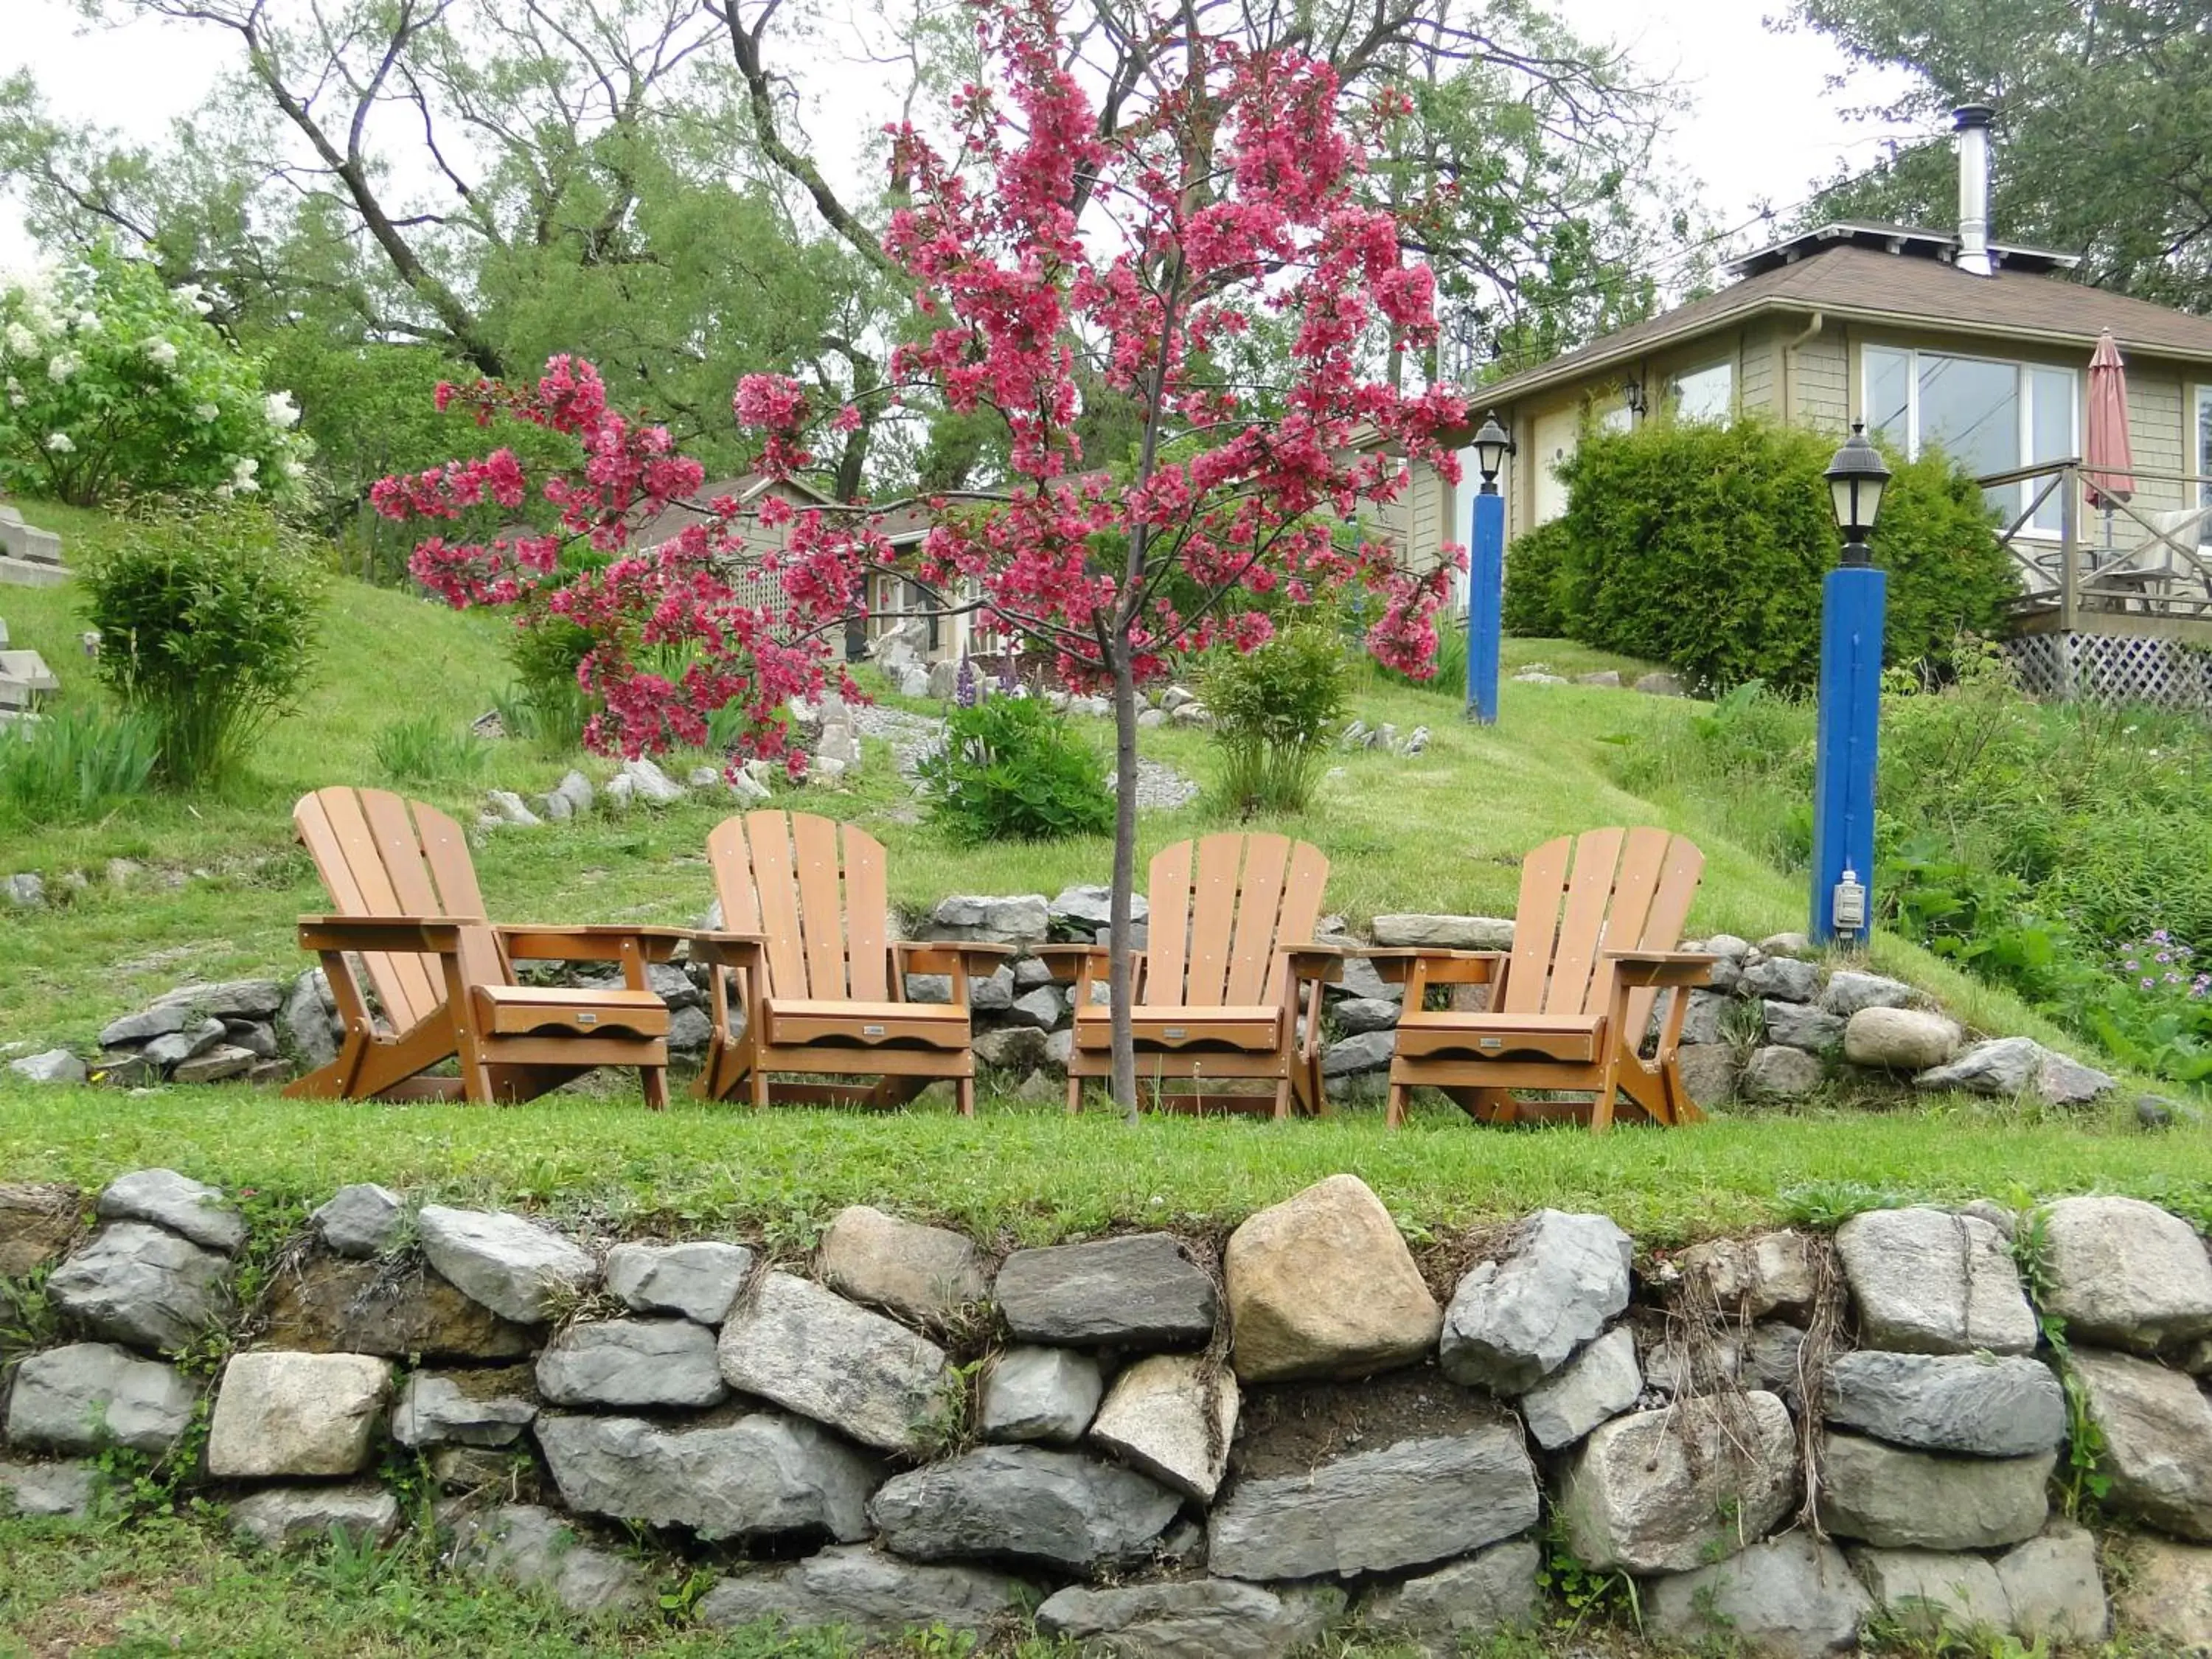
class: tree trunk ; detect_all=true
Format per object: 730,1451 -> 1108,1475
1107,636 -> 1141,1124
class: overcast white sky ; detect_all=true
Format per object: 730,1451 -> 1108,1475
0,0 -> 1927,274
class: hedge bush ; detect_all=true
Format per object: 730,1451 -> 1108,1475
1500,517 -> 1572,637
1532,417 -> 2016,692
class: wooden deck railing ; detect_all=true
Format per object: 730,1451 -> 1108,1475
1981,459 -> 2212,638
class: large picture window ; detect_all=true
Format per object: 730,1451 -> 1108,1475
1669,359 -> 1733,423
1864,346 -> 2077,532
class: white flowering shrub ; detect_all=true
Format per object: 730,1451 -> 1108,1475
0,243 -> 310,507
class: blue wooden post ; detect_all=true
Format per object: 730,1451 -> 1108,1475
1809,564 -> 1885,944
1467,487 -> 1503,725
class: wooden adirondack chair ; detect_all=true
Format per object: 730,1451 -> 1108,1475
1043,832 -> 1340,1118
286,787 -> 684,1107
1372,828 -> 1715,1133
692,811 -> 1010,1115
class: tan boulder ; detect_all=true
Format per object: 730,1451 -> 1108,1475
1225,1175 -> 1441,1382
2117,1537 -> 2212,1647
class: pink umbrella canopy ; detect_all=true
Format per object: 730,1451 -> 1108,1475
2085,327 -> 2135,508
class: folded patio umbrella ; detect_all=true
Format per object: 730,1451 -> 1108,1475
2086,327 -> 2135,511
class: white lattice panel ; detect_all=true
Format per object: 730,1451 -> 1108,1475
2006,631 -> 2212,712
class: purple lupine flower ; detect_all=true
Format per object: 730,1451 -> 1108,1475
954,655 -> 978,709
998,653 -> 1020,695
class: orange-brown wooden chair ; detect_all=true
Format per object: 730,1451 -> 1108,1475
285,787 -> 683,1107
1043,832 -> 1340,1119
692,811 -> 1009,1115
1371,827 -> 1715,1133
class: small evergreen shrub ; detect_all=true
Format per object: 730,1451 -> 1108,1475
1203,625 -> 1350,812
1545,417 -> 2016,692
0,702 -> 161,827
1500,518 -> 1573,637
917,693 -> 1114,843
80,501 -> 323,787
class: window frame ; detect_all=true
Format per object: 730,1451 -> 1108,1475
1860,344 -> 2079,536
1667,357 -> 1735,424
2194,383 -> 2212,543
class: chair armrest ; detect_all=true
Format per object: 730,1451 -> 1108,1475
1357,947 -> 1504,986
1281,944 -> 1346,984
687,931 -> 771,970
498,924 -> 693,963
894,942 -> 1017,975
299,915 -> 470,953
1602,949 -> 1717,989
1031,944 -> 1105,982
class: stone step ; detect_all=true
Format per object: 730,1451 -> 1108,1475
0,518 -> 61,563
0,650 -> 58,692
0,557 -> 67,589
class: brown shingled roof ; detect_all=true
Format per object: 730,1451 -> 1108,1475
1464,243 -> 2212,425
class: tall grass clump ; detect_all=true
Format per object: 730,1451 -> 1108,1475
79,500 -> 323,787
372,714 -> 489,785
0,703 -> 161,827
1203,624 -> 1351,813
917,692 -> 1114,844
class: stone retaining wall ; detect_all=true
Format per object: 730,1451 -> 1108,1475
4,1171 -> 2212,1654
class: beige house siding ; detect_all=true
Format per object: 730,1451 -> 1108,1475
2126,375 -> 2190,512
1739,321 -> 1778,414
1788,329 -> 1851,431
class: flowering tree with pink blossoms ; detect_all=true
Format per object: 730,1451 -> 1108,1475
373,0 -> 1467,1115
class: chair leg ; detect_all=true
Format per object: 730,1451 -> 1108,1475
1271,1077 -> 1292,1121
748,1061 -> 770,1111
1590,1054 -> 1621,1135
1065,1073 -> 1083,1114
1386,1079 -> 1410,1130
956,1074 -> 975,1119
641,1065 -> 669,1112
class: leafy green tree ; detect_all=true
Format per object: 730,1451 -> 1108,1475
1781,0 -> 2212,312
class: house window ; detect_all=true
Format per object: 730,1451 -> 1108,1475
1669,360 -> 1733,423
1863,346 -> 2078,532
2196,385 -> 2212,543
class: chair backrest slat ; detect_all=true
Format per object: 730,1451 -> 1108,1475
707,812 -> 895,1004
1144,833 -> 1329,1008
1222,834 -> 1291,1005
1503,827 -> 1704,1022
1144,840 -> 1196,1004
303,787 -> 442,1031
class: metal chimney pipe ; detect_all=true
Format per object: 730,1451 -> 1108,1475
1954,104 -> 1996,276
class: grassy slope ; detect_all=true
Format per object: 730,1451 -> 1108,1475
1,501 -> 2199,1239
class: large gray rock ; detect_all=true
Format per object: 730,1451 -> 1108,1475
819,1205 -> 990,1329
264,1257 -> 532,1360
89,1169 -> 247,1254
46,1222 -> 232,1353
1331,997 -> 1400,1034
310,1184 -> 405,1259
451,1503 -> 649,1615
928,894 -> 1051,947
0,1183 -> 77,1279
1369,915 -> 1515,951
141,1019 -> 229,1070
1764,1000 -> 1844,1054
1823,1350 -> 2065,1457
537,1317 -> 726,1409
1998,1521 -> 2111,1644
389,1368 -> 537,1447
1916,1035 -> 2114,1104
97,1004 -> 196,1048
1742,1043 -> 1824,1101
281,970 -> 340,1072
206,1352 -> 393,1478
602,1239 -> 752,1326
151,978 -> 285,1019
535,1411 -> 880,1542
231,1484 -> 401,1551
1208,1427 -> 1539,1581
1519,1326 -> 1641,1450
5,1341 -> 198,1455
1224,1175 -> 1440,1383
1048,884 -> 1149,934
1818,1431 -> 2051,1549
698,1545 -> 1032,1641
1821,970 -> 1916,1017
1842,1006 -> 1961,1071
1742,955 -> 1820,1003
6,1048 -> 84,1085
981,1346 -> 1104,1444
2114,1537 -> 2212,1646
2070,1347 -> 2212,1540
1834,1206 -> 2037,1355
1037,1579 -> 1340,1659
995,1234 -> 1218,1348
2039,1197 -> 2212,1353
1358,1540 -> 1541,1655
1674,1230 -> 1818,1322
1321,1031 -> 1394,1077
1645,1534 -> 1871,1659
618,756 -> 686,804
1438,1210 -> 1631,1393
416,1206 -> 597,1326
1557,1392 -> 1797,1573
869,1444 -> 1179,1571
1850,1546 -> 2011,1637
1676,989 -> 1733,1046
1088,1354 -> 1237,1503
0,1458 -> 97,1520
717,1271 -> 952,1455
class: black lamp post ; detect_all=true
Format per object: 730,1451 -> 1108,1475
1823,420 -> 1893,566
1809,422 -> 1893,945
1466,411 -> 1512,724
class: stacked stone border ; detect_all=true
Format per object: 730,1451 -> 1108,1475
5,1170 -> 2212,1655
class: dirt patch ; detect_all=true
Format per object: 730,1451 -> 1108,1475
13,1580 -> 166,1658
1228,1363 -> 1513,1479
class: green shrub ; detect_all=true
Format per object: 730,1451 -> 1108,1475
1203,625 -> 1351,813
0,702 -> 161,826
0,243 -> 310,507
372,714 -> 489,785
495,611 -> 595,752
917,692 -> 1113,844
1501,518 -> 1573,637
1547,417 -> 2016,692
80,501 -> 323,787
